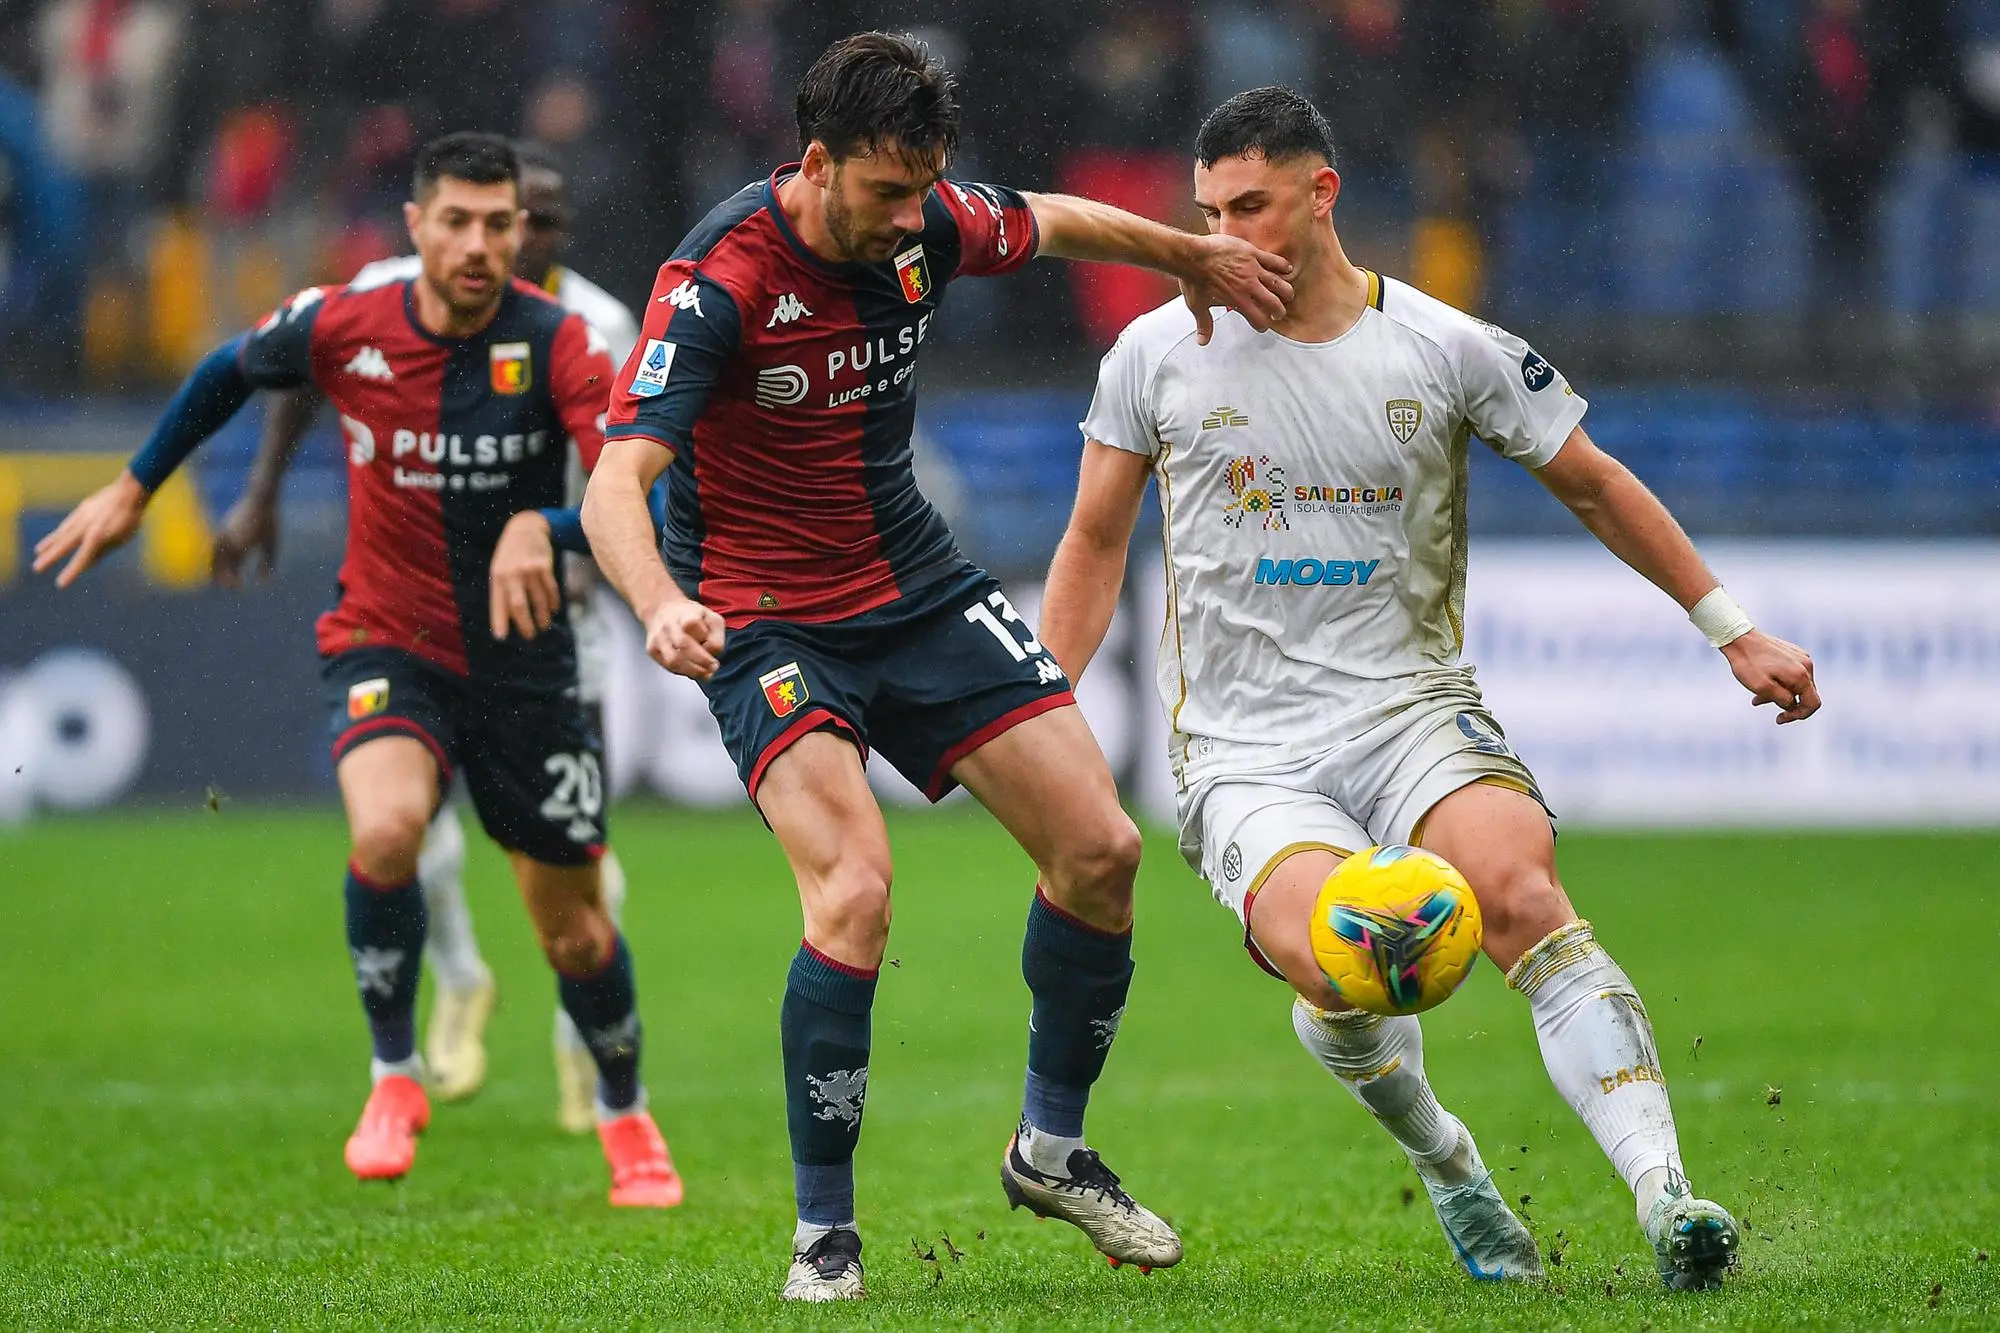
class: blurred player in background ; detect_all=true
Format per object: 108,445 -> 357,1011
37,133 -> 682,1207
1040,88 -> 1821,1291
583,32 -> 1293,1301
211,142 -> 643,1135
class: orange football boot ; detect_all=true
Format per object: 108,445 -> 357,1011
597,1109 -> 684,1207
344,1074 -> 431,1181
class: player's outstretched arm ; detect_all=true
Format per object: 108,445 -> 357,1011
1041,442 -> 1153,683
212,387 -> 323,587
1535,426 -> 1821,724
1023,192 -> 1293,344
34,336 -> 257,588
582,438 -> 725,680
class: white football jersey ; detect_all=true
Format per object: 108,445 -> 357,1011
1082,271 -> 1587,784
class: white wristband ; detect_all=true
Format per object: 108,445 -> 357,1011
1689,586 -> 1753,648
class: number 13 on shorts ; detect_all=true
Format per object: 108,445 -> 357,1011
964,591 -> 1065,685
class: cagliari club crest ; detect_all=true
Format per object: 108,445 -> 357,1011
1386,399 -> 1422,445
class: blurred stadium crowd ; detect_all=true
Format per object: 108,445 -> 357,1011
4,0 -> 2000,394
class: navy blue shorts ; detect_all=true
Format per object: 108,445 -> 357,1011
323,648 -> 606,866
703,563 -> 1076,801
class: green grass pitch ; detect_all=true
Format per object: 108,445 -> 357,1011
2,808 -> 1995,1329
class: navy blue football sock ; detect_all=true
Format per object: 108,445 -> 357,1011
1020,890 -> 1134,1138
555,933 -> 643,1113
781,942 -> 877,1226
344,862 -> 426,1065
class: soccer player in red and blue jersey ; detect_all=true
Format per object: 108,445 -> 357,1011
35,133 -> 682,1208
582,33 -> 1294,1299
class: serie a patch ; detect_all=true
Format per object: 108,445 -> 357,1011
347,677 -> 390,720
758,662 -> 809,718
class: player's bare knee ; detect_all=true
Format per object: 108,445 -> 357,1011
1477,868 -> 1571,964
348,802 -> 431,882
811,860 -> 894,945
541,914 -> 613,977
1047,811 -> 1142,917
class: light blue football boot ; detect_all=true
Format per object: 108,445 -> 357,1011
1420,1118 -> 1544,1281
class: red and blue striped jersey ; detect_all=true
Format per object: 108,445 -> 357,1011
238,278 -> 613,684
604,165 -> 1038,626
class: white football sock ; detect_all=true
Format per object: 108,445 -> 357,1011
556,849 -> 629,1056
417,805 -> 489,993
370,1053 -> 424,1084
1017,1120 -> 1089,1176
794,1218 -> 855,1249
1508,920 -> 1687,1226
1291,999 -> 1475,1185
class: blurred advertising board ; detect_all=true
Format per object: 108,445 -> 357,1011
4,542 -> 1997,828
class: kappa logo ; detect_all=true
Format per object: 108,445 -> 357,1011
754,364 -> 810,409
660,279 -> 704,316
1386,398 -> 1422,445
808,1066 -> 868,1126
1223,454 -> 1288,531
258,285 -> 324,333
767,292 -> 813,327
342,346 -> 395,382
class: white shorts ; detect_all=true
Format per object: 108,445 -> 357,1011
570,583 -> 613,707
1178,693 -> 1547,951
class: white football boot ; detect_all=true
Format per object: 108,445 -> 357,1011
1000,1125 -> 1183,1271
781,1228 -> 865,1302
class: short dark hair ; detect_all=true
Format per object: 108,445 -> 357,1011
413,131 -> 518,200
796,31 -> 959,168
1195,87 -> 1339,171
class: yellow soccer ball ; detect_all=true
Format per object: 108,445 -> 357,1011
1308,845 -> 1483,1015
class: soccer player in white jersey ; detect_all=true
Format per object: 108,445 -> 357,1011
211,143 -> 643,1134
1039,88 -> 1820,1291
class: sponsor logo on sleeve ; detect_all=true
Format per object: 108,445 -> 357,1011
490,341 -> 532,395
631,339 -> 675,398
893,244 -> 931,303
1520,350 -> 1556,391
759,662 -> 810,718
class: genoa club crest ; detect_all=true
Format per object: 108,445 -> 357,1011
893,244 -> 930,304
759,662 -> 810,718
347,677 -> 390,720
490,341 -> 532,395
